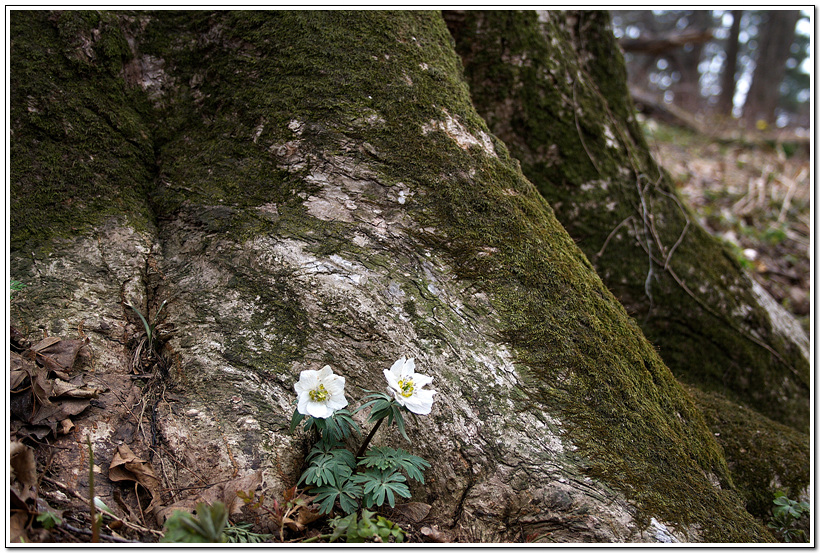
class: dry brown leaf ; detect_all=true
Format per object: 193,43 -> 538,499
32,337 -> 88,375
10,352 -> 33,390
420,525 -> 453,543
392,501 -> 431,523
10,512 -> 29,543
30,336 -> 61,352
109,444 -> 162,512
196,470 -> 264,516
50,378 -> 103,399
153,470 -> 264,525
10,440 -> 38,506
29,397 -> 91,429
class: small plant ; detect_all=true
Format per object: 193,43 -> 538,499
10,279 -> 26,299
35,511 -> 62,530
239,486 -> 319,541
127,298 -> 167,359
290,356 -> 435,520
161,502 -> 228,543
327,509 -> 406,542
767,491 -> 809,543
222,522 -> 272,543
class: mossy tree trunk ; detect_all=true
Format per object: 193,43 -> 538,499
11,10 -> 775,543
444,9 -> 809,520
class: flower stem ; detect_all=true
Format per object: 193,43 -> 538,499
356,417 -> 384,459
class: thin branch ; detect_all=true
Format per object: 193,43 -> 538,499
594,215 -> 634,260
60,523 -> 140,543
41,476 -> 164,538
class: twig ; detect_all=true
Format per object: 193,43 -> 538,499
775,168 -> 803,225
41,476 -> 164,538
594,215 -> 634,260
87,437 -> 99,543
60,523 -> 140,543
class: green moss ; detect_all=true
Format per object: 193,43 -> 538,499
13,10 -> 773,542
687,385 -> 810,519
10,11 -> 157,251
446,10 -> 808,434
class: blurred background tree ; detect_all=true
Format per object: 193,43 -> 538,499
612,10 -> 810,131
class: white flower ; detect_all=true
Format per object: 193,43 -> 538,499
384,356 -> 436,415
294,365 -> 348,419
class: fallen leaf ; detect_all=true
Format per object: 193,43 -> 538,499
196,470 -> 264,516
10,512 -> 29,543
109,444 -> 162,512
10,440 -> 38,506
420,525 -> 452,543
51,379 -> 103,399
32,337 -> 88,375
392,501 -> 431,523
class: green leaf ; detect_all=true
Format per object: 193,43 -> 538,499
161,502 -> 228,543
300,447 -> 357,491
359,446 -> 398,469
351,469 -> 411,509
307,439 -> 344,462
298,453 -> 342,487
324,409 -> 361,441
329,512 -> 358,542
222,522 -> 272,543
127,301 -> 153,342
36,511 -> 62,529
289,409 -> 305,434
391,403 -> 410,442
313,477 -> 363,515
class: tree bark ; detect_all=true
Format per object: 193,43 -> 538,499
444,6 -> 808,521
717,10 -> 743,116
11,10 -> 775,543
743,11 -> 801,127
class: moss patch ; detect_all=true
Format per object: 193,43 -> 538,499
446,10 -> 809,434
687,385 -> 810,519
10,10 -> 156,251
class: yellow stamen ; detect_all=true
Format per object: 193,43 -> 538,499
398,378 -> 415,398
309,384 -> 330,402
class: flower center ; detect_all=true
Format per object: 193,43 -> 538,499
397,378 -> 415,398
309,384 -> 330,402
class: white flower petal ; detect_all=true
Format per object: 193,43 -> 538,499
383,368 -> 400,388
297,393 -> 311,416
306,401 -> 333,419
389,356 -> 407,373
327,395 -> 348,410
325,376 -> 345,394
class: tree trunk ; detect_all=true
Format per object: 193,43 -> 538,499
717,10 -> 743,116
743,10 -> 801,127
667,11 -> 709,112
11,10 -> 775,543
444,6 -> 808,518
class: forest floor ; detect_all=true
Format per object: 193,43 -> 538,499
643,119 -> 811,336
